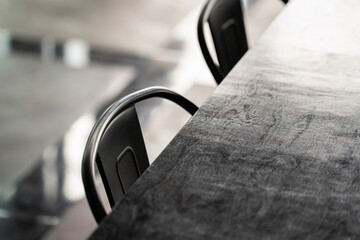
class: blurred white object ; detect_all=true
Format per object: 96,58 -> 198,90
0,29 -> 11,58
63,39 -> 89,68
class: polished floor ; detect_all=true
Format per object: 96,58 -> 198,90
0,0 -> 283,239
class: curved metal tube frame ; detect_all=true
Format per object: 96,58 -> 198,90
197,0 -> 226,84
82,86 -> 198,224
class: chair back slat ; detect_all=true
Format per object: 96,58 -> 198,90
198,0 -> 248,84
97,106 -> 149,207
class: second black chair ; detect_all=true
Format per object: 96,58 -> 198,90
82,86 -> 198,224
198,0 -> 288,84
198,0 -> 248,84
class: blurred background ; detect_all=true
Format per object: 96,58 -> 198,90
0,0 -> 284,239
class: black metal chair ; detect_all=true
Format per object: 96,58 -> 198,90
198,0 -> 248,84
198,0 -> 288,84
82,86 -> 198,224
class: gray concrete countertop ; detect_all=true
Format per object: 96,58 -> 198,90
90,0 -> 360,238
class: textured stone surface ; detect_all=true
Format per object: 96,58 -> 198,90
90,0 -> 360,238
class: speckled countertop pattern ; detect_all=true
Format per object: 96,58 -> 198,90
89,0 -> 360,239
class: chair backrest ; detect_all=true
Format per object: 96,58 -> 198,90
198,0 -> 248,84
82,86 -> 198,224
